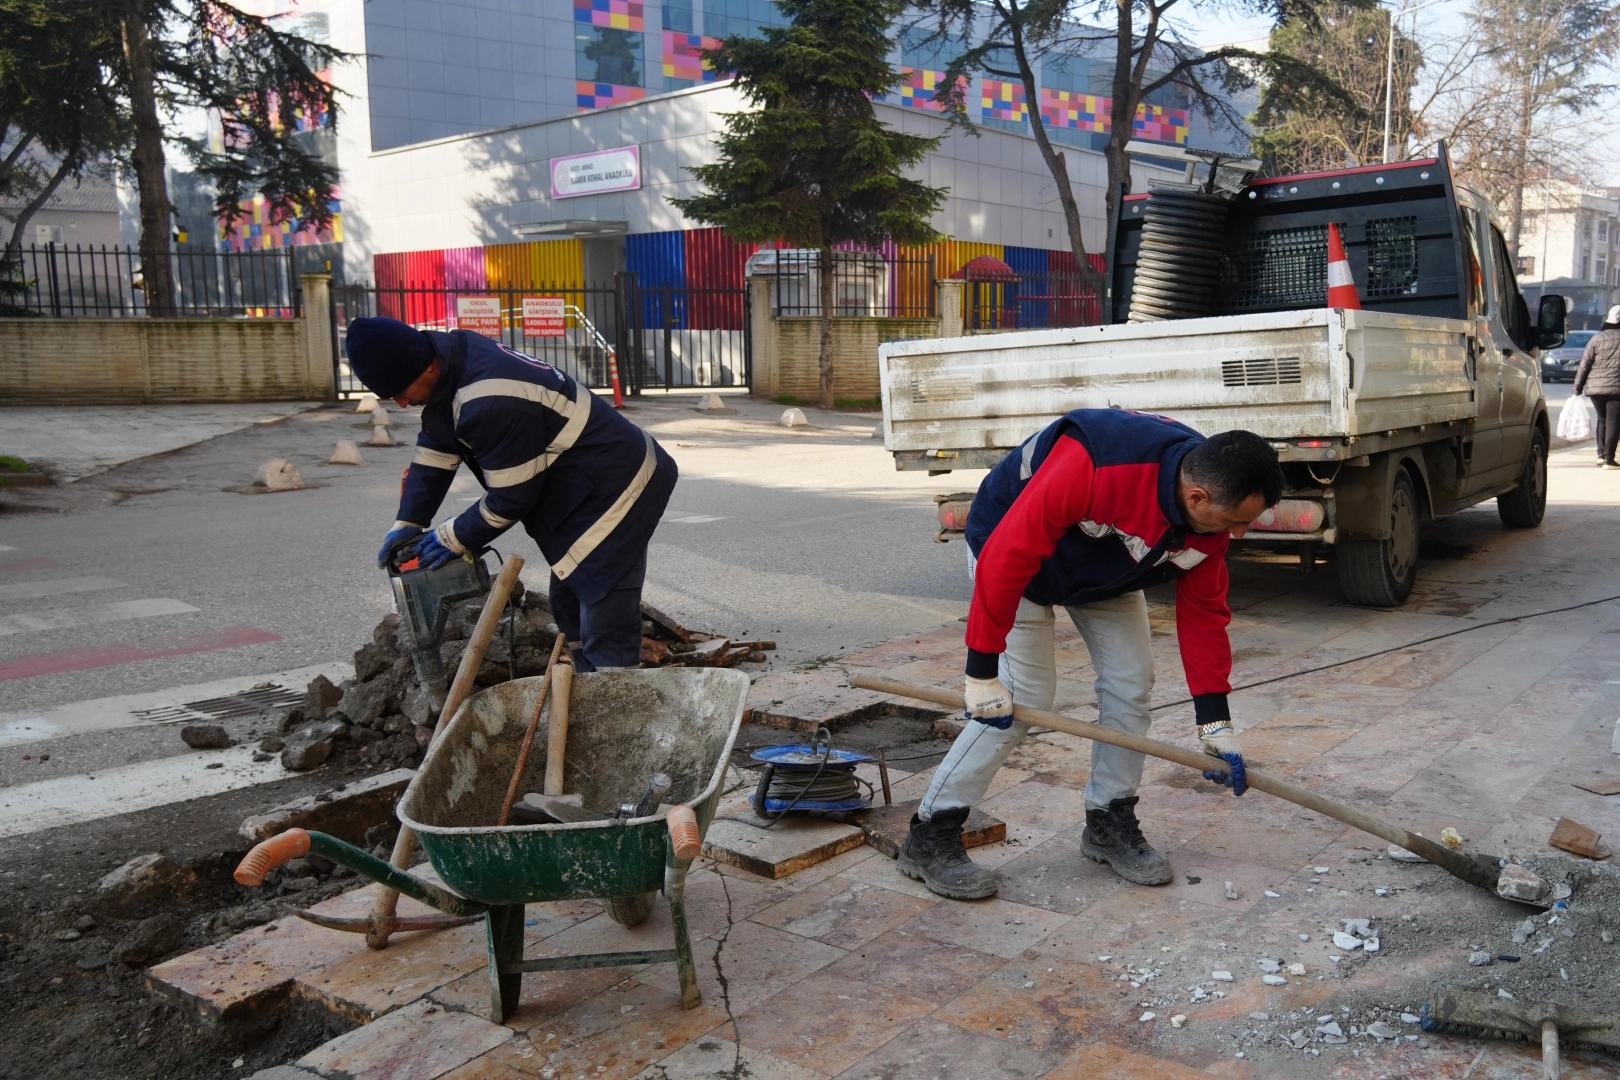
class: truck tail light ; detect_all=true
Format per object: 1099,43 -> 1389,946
935,493 -> 975,533
1250,499 -> 1326,533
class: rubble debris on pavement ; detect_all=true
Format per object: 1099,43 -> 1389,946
178,724 -> 230,750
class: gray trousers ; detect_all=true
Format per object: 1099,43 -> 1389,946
919,591 -> 1155,819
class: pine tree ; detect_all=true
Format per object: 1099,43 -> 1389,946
669,0 -> 947,409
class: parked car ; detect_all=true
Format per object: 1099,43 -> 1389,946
1543,330 -> 1595,382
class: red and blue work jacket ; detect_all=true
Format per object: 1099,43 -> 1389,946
964,408 -> 1234,724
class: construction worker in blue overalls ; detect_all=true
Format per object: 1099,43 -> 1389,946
346,316 -> 676,671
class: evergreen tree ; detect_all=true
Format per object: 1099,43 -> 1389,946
669,0 -> 947,409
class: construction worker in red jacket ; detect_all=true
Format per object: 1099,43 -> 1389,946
899,409 -> 1284,899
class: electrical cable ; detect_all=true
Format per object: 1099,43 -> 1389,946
717,726 -> 872,830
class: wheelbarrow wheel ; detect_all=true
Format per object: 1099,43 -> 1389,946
607,892 -> 655,927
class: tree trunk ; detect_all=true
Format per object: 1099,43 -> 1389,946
1105,0 -> 1137,223
1504,59 -> 1536,259
818,246 -> 834,409
122,4 -> 176,315
1008,25 -> 1106,298
2,158 -> 74,265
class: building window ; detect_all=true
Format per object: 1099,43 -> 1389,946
1582,254 -> 1591,280
1599,256 -> 1610,285
1600,218 -> 1611,243
1516,254 -> 1535,276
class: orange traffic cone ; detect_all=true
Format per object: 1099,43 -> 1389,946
1327,223 -> 1362,309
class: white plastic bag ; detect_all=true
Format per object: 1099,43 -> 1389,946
1558,394 -> 1597,441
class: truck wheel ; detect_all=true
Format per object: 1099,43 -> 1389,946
1336,468 -> 1419,607
1497,428 -> 1548,528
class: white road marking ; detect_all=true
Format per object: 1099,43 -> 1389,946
0,597 -> 199,636
0,661 -> 352,748
662,513 -> 727,524
0,576 -> 125,602
0,545 -> 15,552
0,744 -> 293,839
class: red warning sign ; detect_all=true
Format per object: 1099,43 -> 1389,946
522,296 -> 567,338
455,296 -> 502,338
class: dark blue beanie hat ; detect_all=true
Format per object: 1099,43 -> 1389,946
346,317 -> 435,398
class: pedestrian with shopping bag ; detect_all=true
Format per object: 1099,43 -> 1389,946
1572,305 -> 1620,469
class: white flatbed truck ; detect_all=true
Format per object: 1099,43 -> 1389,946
880,151 -> 1569,605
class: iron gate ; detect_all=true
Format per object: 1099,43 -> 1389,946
333,274 -> 750,399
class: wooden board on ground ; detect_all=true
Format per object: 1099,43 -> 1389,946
1548,817 -> 1614,860
853,800 -> 1005,859
702,816 -> 866,879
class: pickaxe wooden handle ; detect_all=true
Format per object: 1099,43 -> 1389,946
851,675 -> 1505,896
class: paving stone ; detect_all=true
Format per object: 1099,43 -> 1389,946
750,874 -> 933,947
294,920 -> 489,1022
239,768 -> 415,844
851,800 -> 1004,859
819,926 -> 1007,1002
1043,1041 -> 1215,1079
980,778 -> 1092,834
828,1017 -> 1059,1079
702,816 -> 866,879
749,686 -> 895,732
298,999 -> 512,1079
990,826 -> 1129,916
732,973 -> 935,1076
486,979 -> 729,1078
245,1068 -> 320,1080
429,943 -> 631,1032
634,919 -> 846,1013
632,1036 -> 824,1079
928,956 -> 1119,1053
898,896 -> 1072,959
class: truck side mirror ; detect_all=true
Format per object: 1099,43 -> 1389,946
1537,294 -> 1567,351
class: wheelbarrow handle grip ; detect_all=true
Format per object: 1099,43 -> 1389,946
668,805 -> 701,862
236,829 -> 312,886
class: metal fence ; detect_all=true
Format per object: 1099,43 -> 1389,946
334,274 -> 750,399
964,266 -> 1102,331
0,244 -> 302,317
757,250 -> 938,319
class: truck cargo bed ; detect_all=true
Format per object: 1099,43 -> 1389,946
879,308 -> 1475,458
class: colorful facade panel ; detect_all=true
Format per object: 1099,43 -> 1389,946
980,79 -> 1027,123
574,0 -> 644,31
576,81 -> 647,110
1133,103 -> 1189,144
663,31 -> 724,82
898,67 -> 963,111
1037,88 -> 1188,144
217,192 -> 342,252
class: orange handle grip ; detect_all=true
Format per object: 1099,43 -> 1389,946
235,829 -> 311,886
667,805 -> 701,861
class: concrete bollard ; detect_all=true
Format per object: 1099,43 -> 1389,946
328,440 -> 363,465
366,427 -> 395,447
354,393 -> 379,413
779,407 -> 809,428
370,404 -> 392,427
695,394 -> 728,410
254,458 -> 305,491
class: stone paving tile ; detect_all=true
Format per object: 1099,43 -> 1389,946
730,973 -> 936,1076
1042,1041 -> 1223,1079
774,842 -> 882,894
428,944 -> 635,1032
828,1016 -> 1061,1079
295,919 -> 490,1022
992,828 -> 1132,917
634,918 -> 848,1013
818,926 -> 1007,1002
297,998 -> 514,1080
487,980 -> 730,1079
632,1035 -> 828,1079
436,1057 -> 532,1080
679,865 -> 799,935
544,898 -> 689,959
1177,798 -> 1347,874
928,954 -> 1122,1053
1237,712 -> 1361,771
980,776 -> 1092,834
750,874 -> 934,947
898,896 -> 1073,960
887,764 -> 1031,805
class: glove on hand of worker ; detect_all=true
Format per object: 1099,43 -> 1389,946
377,525 -> 424,568
1199,722 -> 1248,797
413,529 -> 461,570
964,675 -> 1014,730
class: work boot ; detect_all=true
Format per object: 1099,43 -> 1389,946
1081,796 -> 1173,885
898,807 -> 999,900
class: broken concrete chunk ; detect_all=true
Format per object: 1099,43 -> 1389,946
1388,845 -> 1426,863
1496,862 -> 1551,902
179,724 -> 230,749
1224,880 -> 1239,900
1257,959 -> 1281,973
1288,963 -> 1306,976
1440,827 -> 1463,848
253,458 -> 304,491
1316,1021 -> 1344,1038
1262,974 -> 1288,986
1332,932 -> 1362,951
112,914 -> 185,965
1212,970 -> 1234,982
1400,1012 -> 1421,1024
1468,950 -> 1493,966
280,730 -> 334,772
1365,1021 -> 1397,1040
96,854 -> 197,915
1288,1030 -> 1310,1049
239,768 -> 414,843
1138,1011 -> 1156,1022
1363,937 -> 1380,953
303,674 -> 343,715
1342,918 -> 1373,938
1170,1014 -> 1186,1028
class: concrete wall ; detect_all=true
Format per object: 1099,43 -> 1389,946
0,277 -> 335,405
750,279 -> 950,401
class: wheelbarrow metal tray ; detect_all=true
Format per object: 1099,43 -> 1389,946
397,668 -> 747,906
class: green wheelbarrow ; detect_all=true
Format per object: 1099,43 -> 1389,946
235,667 -> 747,1021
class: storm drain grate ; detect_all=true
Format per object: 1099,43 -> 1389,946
132,682 -> 303,726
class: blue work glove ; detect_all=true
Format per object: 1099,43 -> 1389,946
964,675 -> 1014,729
1199,722 -> 1248,797
413,528 -> 460,570
377,525 -> 423,568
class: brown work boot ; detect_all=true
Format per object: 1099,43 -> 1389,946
898,807 -> 999,900
1081,796 -> 1173,885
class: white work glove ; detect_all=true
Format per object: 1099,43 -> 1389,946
1199,721 -> 1248,796
964,675 -> 1014,729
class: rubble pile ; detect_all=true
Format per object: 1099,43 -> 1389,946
274,587 -> 773,772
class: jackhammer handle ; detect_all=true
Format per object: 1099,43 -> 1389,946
850,675 -> 1500,893
236,829 -> 311,886
370,555 -> 526,946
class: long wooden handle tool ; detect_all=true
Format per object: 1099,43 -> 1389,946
851,675 -> 1506,896
497,632 -> 569,826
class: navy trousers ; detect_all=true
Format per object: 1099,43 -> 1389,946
548,551 -> 645,672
